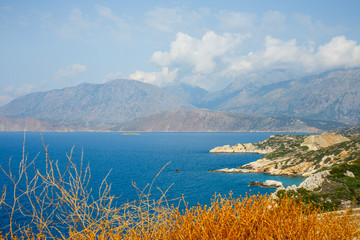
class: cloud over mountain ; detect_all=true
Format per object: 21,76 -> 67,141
132,33 -> 360,90
55,64 -> 87,81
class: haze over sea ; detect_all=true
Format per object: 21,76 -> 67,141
0,132 -> 304,209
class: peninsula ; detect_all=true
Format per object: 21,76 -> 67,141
210,133 -> 360,209
210,134 -> 358,177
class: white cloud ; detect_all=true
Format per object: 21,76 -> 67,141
316,36 -> 360,68
145,7 -> 183,32
262,11 -> 286,26
139,29 -> 360,91
225,35 -> 360,78
216,11 -> 257,30
52,9 -> 93,39
129,67 -> 178,87
291,13 -> 343,38
225,36 -> 316,76
55,64 -> 87,81
1,83 -> 36,105
0,95 -> 14,106
97,6 -> 122,24
151,31 -> 246,74
144,7 -> 206,34
105,72 -> 123,81
260,11 -> 286,34
4,83 -> 36,96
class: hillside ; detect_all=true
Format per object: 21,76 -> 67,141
117,109 -> 347,132
0,68 -> 358,132
0,79 -> 193,124
162,83 -> 209,106
210,134 -> 360,177
0,116 -> 114,132
201,68 -> 360,125
326,124 -> 360,134
275,155 -> 360,210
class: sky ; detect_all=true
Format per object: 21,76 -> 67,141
1,0 -> 360,106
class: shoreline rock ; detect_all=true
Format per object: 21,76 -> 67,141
208,168 -> 257,173
249,180 -> 283,188
209,134 -> 352,177
210,142 -> 274,154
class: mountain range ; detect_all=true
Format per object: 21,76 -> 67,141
0,68 -> 359,132
0,79 -> 193,124
197,68 -> 360,125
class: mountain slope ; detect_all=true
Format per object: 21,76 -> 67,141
201,68 -> 360,125
117,109 -> 347,132
162,83 -> 209,106
326,124 -> 360,135
0,79 -> 194,124
0,116 -> 116,132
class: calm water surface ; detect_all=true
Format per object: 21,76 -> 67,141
0,132 -> 305,209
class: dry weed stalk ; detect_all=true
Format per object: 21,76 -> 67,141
0,135 -> 359,239
124,193 -> 357,240
0,135 -> 124,239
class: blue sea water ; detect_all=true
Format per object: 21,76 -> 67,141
0,132 -> 305,228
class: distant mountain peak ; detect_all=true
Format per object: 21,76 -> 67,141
201,68 -> 360,125
0,79 -> 194,124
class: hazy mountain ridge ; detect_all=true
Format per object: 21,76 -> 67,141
326,124 -> 360,135
0,79 -> 194,124
201,68 -> 360,125
162,83 -> 209,106
0,68 -> 358,132
0,116 -> 116,132
117,109 -> 347,132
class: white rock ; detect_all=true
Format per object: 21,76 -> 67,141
344,171 -> 355,178
299,170 -> 330,191
263,180 -> 283,188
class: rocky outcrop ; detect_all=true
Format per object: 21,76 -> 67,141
210,142 -> 273,154
210,134 -> 357,177
300,134 -> 350,151
208,168 -> 256,173
298,171 -> 330,191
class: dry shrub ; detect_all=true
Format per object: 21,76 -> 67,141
0,136 -> 358,239
0,135 -> 126,239
123,193 -> 357,240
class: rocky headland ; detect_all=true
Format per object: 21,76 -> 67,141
210,134 -> 356,177
210,133 -> 360,209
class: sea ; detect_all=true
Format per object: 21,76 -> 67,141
0,132 -> 305,228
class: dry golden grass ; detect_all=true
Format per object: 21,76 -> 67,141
0,136 -> 359,239
61,193 -> 358,240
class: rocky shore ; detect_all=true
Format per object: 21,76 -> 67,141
209,134 -> 352,177
209,133 -> 360,209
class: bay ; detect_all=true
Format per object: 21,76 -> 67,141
0,132 -> 304,206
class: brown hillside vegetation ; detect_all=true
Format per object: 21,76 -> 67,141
62,194 -> 358,240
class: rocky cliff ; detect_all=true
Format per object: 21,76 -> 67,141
210,134 -> 359,177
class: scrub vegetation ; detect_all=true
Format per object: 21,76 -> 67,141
0,140 -> 359,239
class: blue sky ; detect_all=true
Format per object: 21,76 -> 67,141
1,0 -> 360,106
